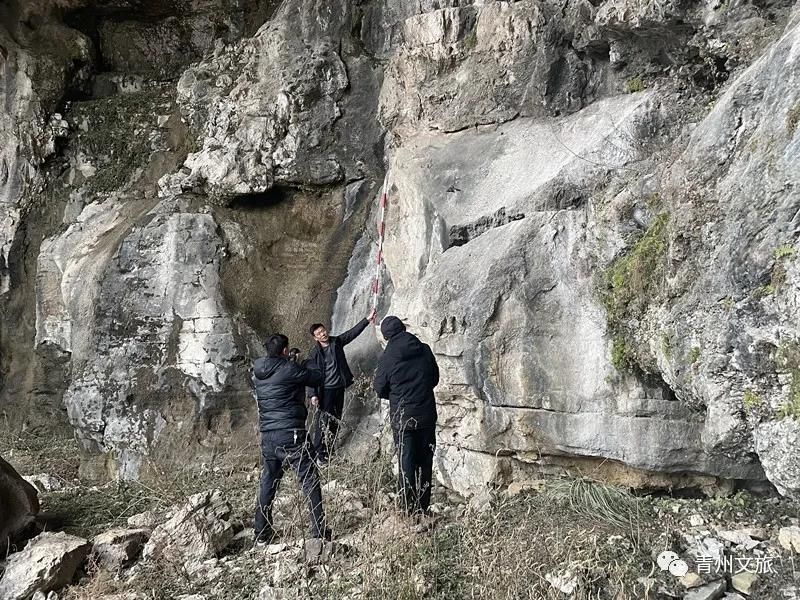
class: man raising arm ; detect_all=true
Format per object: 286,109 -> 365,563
307,308 -> 376,465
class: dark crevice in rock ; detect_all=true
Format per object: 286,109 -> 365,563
691,53 -> 731,91
227,187 -> 293,210
62,10 -> 104,70
448,207 -> 526,248
549,185 -> 589,211
583,40 -> 611,64
630,363 -> 678,403
216,182 -> 373,351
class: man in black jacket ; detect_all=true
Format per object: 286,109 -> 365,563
373,316 -> 439,516
307,309 -> 376,464
253,334 -> 328,543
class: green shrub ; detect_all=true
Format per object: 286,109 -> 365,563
660,334 -> 672,359
690,347 -> 701,364
743,390 -> 762,409
626,77 -> 645,93
602,214 -> 669,325
611,337 -> 632,371
774,245 -> 796,260
777,344 -> 800,420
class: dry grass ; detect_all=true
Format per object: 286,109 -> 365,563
4,426 -> 799,600
0,429 -> 81,482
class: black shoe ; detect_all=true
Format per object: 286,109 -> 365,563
254,528 -> 276,546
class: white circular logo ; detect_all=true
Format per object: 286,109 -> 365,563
669,559 -> 689,577
657,551 -> 678,570
656,551 -> 689,577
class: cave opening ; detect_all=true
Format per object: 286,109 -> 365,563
228,186 -> 292,211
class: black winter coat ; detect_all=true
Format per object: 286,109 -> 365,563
253,357 -> 323,432
306,318 -> 370,398
373,331 -> 439,430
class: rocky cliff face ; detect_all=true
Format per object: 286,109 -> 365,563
1,0 -> 799,496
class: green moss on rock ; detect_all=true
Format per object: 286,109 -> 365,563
743,390 -> 762,409
777,343 -> 800,420
611,336 -> 632,371
600,214 -> 670,373
602,213 -> 670,326
625,77 -> 645,93
690,346 -> 701,364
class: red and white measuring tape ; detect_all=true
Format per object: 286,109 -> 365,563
371,172 -> 389,318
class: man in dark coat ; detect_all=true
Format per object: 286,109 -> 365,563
307,309 -> 376,464
373,316 -> 439,516
253,334 -> 328,543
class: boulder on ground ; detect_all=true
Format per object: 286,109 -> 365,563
0,531 -> 91,600
126,508 -> 168,529
731,571 -> 758,596
92,528 -> 151,571
778,526 -> 800,554
142,489 -> 236,563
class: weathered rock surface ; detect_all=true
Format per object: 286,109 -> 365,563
340,1 -> 800,496
91,527 -> 151,571
126,508 -> 168,529
0,455 -> 40,554
684,580 -> 727,600
170,0 -> 384,200
95,1 -> 264,78
0,0 -> 380,477
0,532 -> 91,600
142,489 -> 236,563
1,0 -> 799,499
0,3 -> 95,429
731,571 -> 758,596
22,474 -> 64,493
778,525 -> 800,553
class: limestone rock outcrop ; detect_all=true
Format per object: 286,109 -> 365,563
1,0 -> 799,497
338,0 -> 800,495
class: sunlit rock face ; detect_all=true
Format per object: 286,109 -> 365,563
340,1 -> 800,496
2,0 -> 800,495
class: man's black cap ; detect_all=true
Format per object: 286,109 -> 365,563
380,315 -> 406,340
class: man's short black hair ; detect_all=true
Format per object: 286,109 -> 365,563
266,334 -> 289,357
309,323 -> 326,336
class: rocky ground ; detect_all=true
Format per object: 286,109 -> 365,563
2,430 -> 800,600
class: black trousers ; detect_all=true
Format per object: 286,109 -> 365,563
313,387 -> 345,462
255,429 -> 326,539
392,426 -> 436,515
